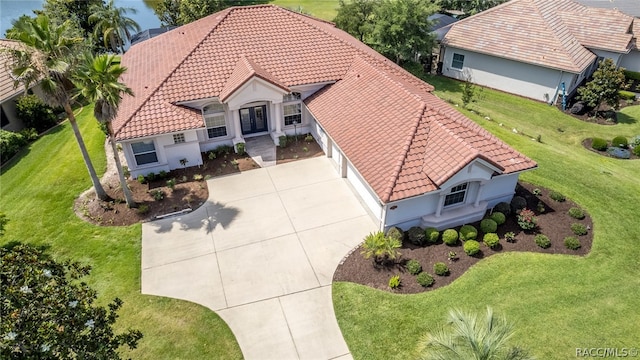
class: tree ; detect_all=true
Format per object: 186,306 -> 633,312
577,58 -> 626,117
38,0 -> 105,49
154,0 -> 270,26
438,0 -> 508,17
0,244 -> 142,358
334,0 -> 378,43
73,53 -> 137,208
373,0 -> 437,64
416,307 -> 534,360
154,0 -> 181,27
5,15 -> 110,201
89,0 -> 141,53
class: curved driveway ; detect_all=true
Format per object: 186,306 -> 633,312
141,157 -> 377,359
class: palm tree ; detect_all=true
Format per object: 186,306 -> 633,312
5,15 -> 109,201
89,0 -> 140,53
416,307 -> 534,360
73,52 -> 136,208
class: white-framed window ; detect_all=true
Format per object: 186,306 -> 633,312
452,53 -> 465,70
203,103 -> 228,138
173,133 -> 185,144
444,183 -> 468,207
283,92 -> 302,126
131,141 -> 158,166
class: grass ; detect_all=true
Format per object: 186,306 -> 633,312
272,0 -> 339,20
333,69 -> 640,359
0,105 -> 241,359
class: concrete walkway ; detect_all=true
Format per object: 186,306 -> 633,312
141,157 -> 377,359
245,135 -> 277,167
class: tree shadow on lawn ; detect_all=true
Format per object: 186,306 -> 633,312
0,125 -> 65,174
146,200 -> 240,235
615,111 -> 638,125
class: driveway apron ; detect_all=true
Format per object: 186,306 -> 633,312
141,157 -> 377,360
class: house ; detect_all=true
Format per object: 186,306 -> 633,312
114,5 -> 537,230
440,0 -> 638,103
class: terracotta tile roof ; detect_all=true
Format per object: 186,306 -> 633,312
442,0 -> 633,73
219,56 -> 289,102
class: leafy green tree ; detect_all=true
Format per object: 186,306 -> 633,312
373,0 -> 437,64
438,0 -> 508,17
5,15 -> 110,201
0,244 -> 142,359
38,0 -> 104,47
334,0 -> 378,43
89,0 -> 141,53
73,53 -> 137,208
155,0 -> 181,27
416,307 -> 534,360
154,0 -> 270,26
578,58 -> 626,116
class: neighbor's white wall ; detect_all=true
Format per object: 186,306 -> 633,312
620,49 -> 640,72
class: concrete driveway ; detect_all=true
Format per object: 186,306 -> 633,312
141,157 -> 377,360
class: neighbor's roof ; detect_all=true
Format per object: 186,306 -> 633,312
116,5 -> 536,203
428,13 -> 459,41
574,0 -> 640,18
443,0 -> 634,73
0,39 -> 28,103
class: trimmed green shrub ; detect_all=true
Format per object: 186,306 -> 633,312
137,204 -> 149,215
19,128 -> 39,141
151,189 -> 165,201
493,202 -> 511,216
504,231 -> 516,243
137,175 -> 145,184
305,134 -> 314,142
360,231 -> 402,264
416,272 -> 434,287
0,130 -> 27,163
278,135 -> 288,148
611,136 -> 628,148
483,233 -> 500,248
618,90 -> 636,100
386,226 -> 404,242
549,191 -> 566,202
433,262 -> 449,276
564,236 -> 581,250
424,227 -> 439,244
633,145 -> 640,157
146,172 -> 156,182
459,225 -> 477,241
631,135 -> 640,148
480,219 -> 497,233
463,240 -> 480,256
571,223 -> 588,236
158,170 -> 168,179
591,137 -> 608,151
517,208 -> 537,230
535,234 -> 551,248
407,226 -> 426,245
388,275 -> 401,289
490,212 -> 506,225
510,196 -> 527,213
568,207 -> 585,219
166,178 -> 176,189
607,147 -> 631,159
442,229 -> 458,246
235,142 -> 246,155
16,94 -> 58,133
624,70 -> 640,81
406,259 -> 422,275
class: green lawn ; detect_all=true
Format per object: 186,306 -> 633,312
0,106 -> 242,359
334,70 -> 640,359
272,0 -> 339,20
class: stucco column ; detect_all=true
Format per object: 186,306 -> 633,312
435,192 -> 446,217
273,101 -> 282,134
326,137 -> 333,158
474,181 -> 487,207
231,109 -> 242,141
341,157 -> 347,178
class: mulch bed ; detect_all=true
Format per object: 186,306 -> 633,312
558,98 -> 639,125
333,182 -> 593,294
276,134 -> 324,164
581,138 -> 640,160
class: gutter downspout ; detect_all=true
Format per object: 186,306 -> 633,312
380,203 -> 387,232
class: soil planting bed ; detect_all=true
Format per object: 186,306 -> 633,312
276,134 -> 324,164
581,138 -> 639,160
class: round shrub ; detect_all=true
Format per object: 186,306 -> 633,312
591,137 -> 608,151
630,135 -> 640,148
490,212 -> 506,225
416,272 -> 434,287
424,227 -> 440,244
571,223 -> 588,236
406,259 -> 422,275
568,207 -> 585,219
534,234 -> 551,248
480,219 -> 497,233
510,196 -> 527,213
433,262 -> 449,276
442,229 -> 458,246
459,225 -> 477,241
633,145 -> 640,157
407,226 -> 426,245
606,147 -> 631,159
493,202 -> 511,216
463,240 -> 481,256
483,233 -> 500,248
386,226 -> 404,242
564,236 -> 581,250
0,130 -> 27,164
611,136 -> 628,148
549,191 -> 566,202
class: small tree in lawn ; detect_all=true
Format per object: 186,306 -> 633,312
461,76 -> 477,109
361,231 -> 401,266
577,59 -> 626,117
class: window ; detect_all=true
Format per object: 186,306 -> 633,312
203,103 -> 227,138
283,92 -> 302,126
444,183 -> 467,207
173,133 -> 185,143
452,53 -> 465,70
131,141 -> 158,166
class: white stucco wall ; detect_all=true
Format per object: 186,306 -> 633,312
620,49 -> 640,72
480,173 -> 520,208
346,162 -> 382,222
590,49 -> 624,66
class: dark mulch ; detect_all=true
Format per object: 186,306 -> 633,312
276,134 -> 324,164
558,98 -> 639,125
333,182 -> 593,294
582,138 -> 640,160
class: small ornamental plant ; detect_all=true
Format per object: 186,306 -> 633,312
571,223 -> 588,236
388,275 -> 401,289
406,259 -> 422,275
434,262 -> 449,276
448,251 -> 458,261
504,231 -> 516,243
517,208 -> 537,230
463,240 -> 481,256
534,234 -> 551,248
483,233 -> 500,249
568,207 -> 585,219
416,272 -> 435,287
564,236 -> 581,250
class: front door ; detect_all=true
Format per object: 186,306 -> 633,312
239,105 -> 268,135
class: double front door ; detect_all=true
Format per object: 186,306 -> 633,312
240,105 -> 268,135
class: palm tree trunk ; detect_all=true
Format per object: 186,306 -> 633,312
63,102 -> 110,201
107,123 -> 136,208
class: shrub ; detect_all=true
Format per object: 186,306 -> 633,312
493,202 -> 511,216
564,236 -> 581,250
416,272 -> 434,287
549,191 -> 566,202
618,90 -> 636,100
483,233 -> 500,248
137,175 -> 146,184
236,142 -> 246,155
360,231 -> 401,264
442,229 -> 458,246
630,135 -> 640,148
611,136 -> 628,148
490,212 -> 506,225
146,172 -> 156,182
406,259 -> 422,275
517,208 -> 537,230
591,137 -> 608,151
536,201 -> 546,213
606,147 -> 631,159
459,225 -> 477,241
448,251 -> 457,261
19,128 -> 39,141
158,170 -> 168,179
424,227 -> 439,244
123,166 -> 130,179
463,240 -> 481,256
137,204 -> 149,215
388,275 -> 401,289
568,207 -> 585,219
278,135 -> 288,148
208,151 -> 216,160
193,174 -> 204,181
16,94 -> 58,133
0,130 -> 27,163
535,234 -> 551,248
386,226 -> 404,242
624,70 -> 640,81
151,189 -> 165,201
433,262 -> 449,276
480,219 -> 497,233
510,196 -> 527,213
633,145 -> 640,157
305,134 -> 314,142
532,188 -> 542,196
407,226 -> 426,245
571,223 -> 588,236
166,178 -> 176,189
504,231 -> 516,243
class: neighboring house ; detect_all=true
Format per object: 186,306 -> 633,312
0,39 -> 40,132
441,0 -> 638,103
574,0 -> 640,17
130,27 -> 177,46
114,5 -> 537,231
